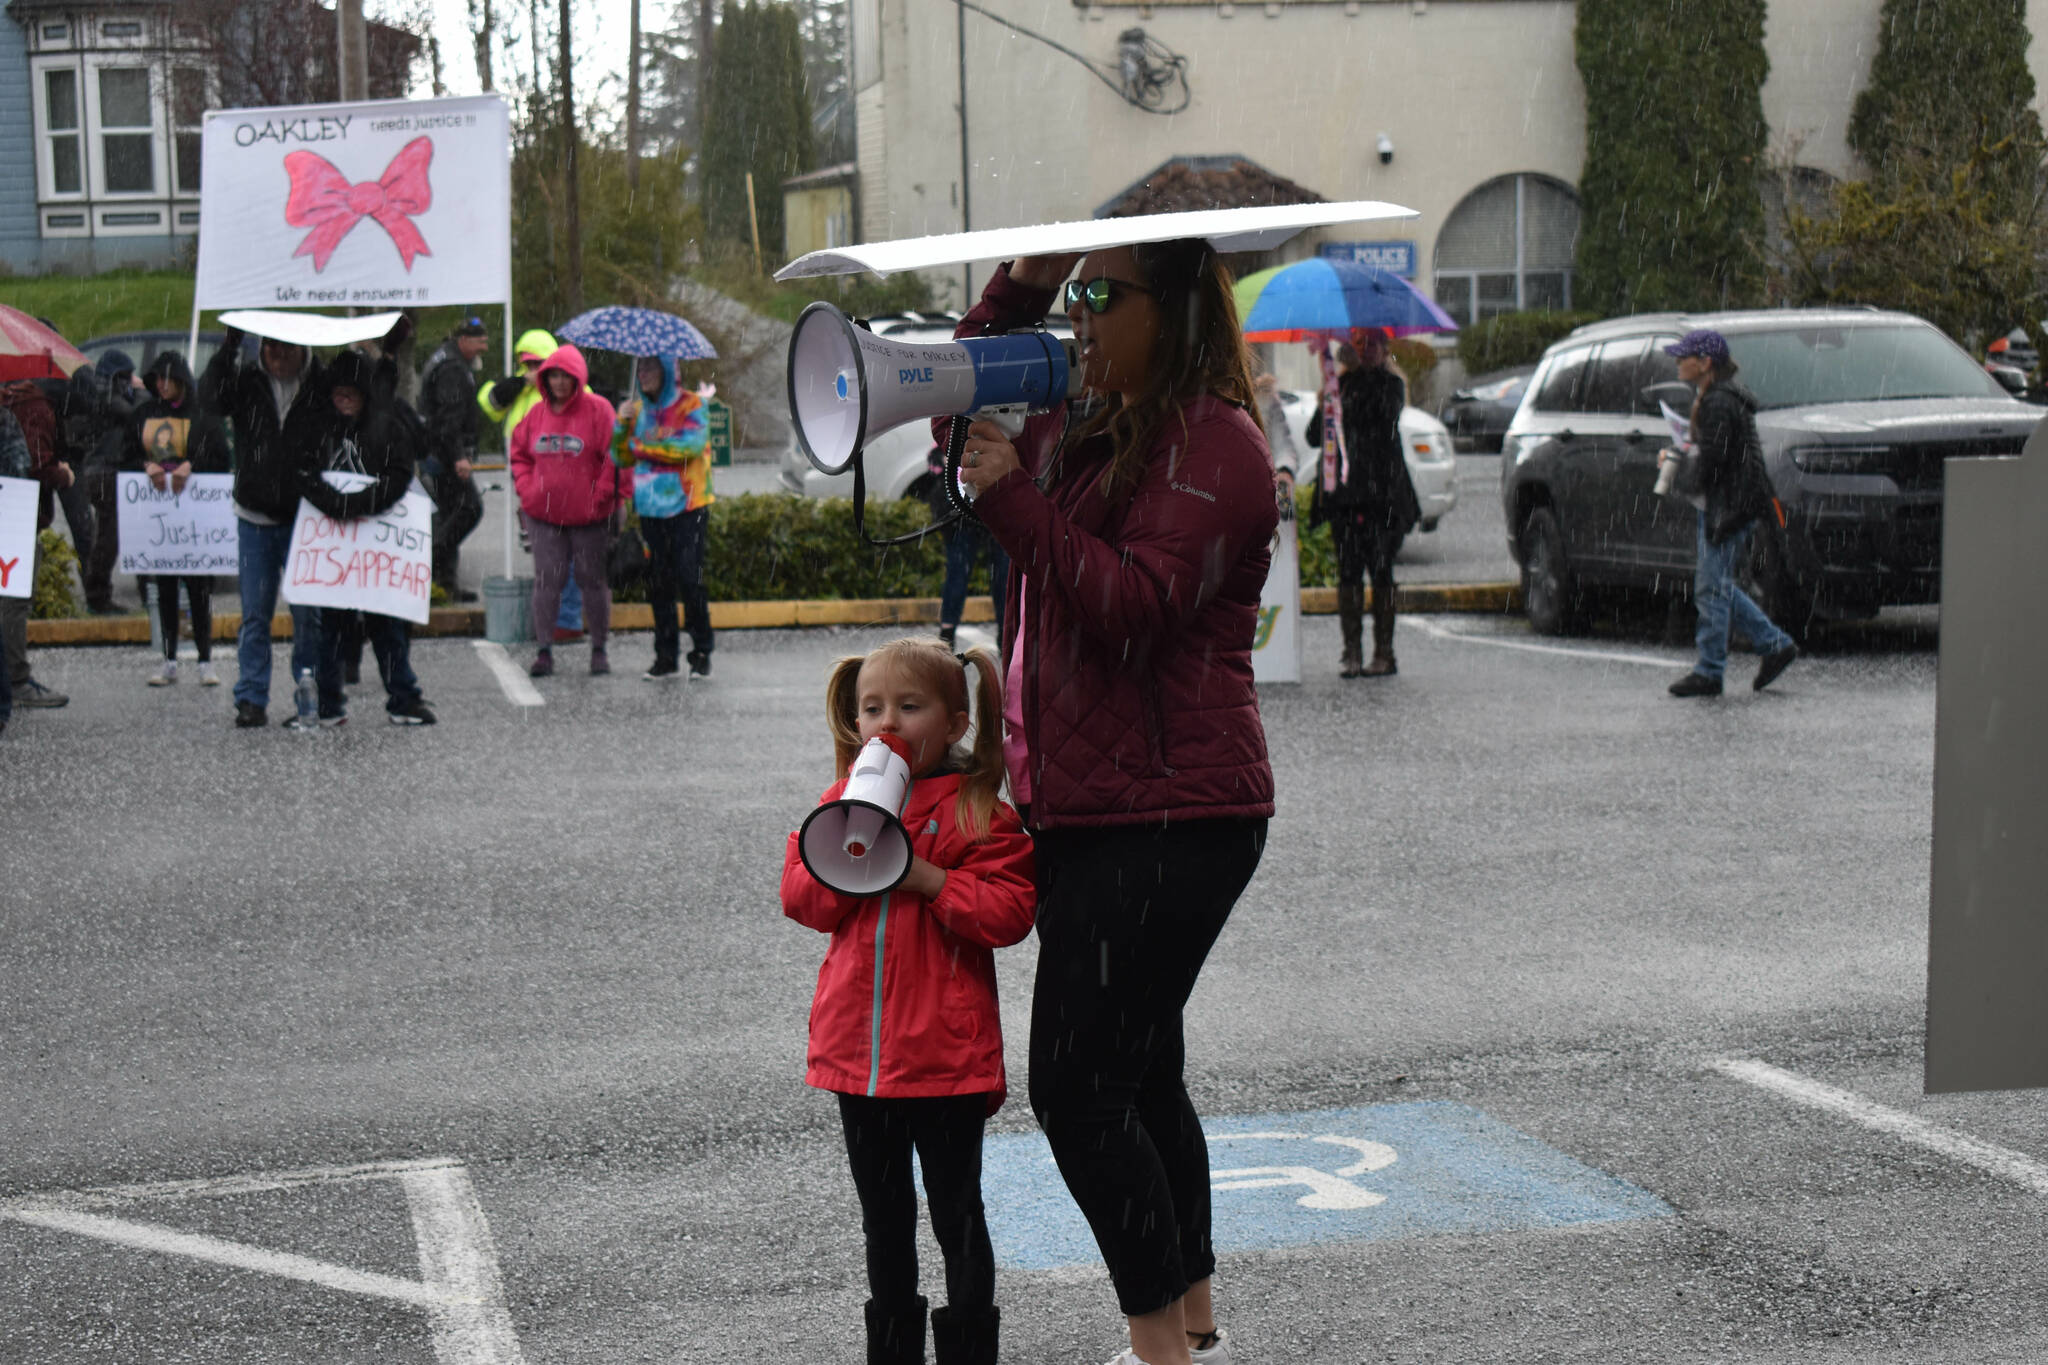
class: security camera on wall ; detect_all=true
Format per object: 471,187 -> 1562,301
1376,133 -> 1395,165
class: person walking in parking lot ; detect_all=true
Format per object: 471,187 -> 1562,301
1661,329 -> 1798,698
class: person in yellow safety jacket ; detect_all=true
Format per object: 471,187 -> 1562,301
478,328 -> 584,639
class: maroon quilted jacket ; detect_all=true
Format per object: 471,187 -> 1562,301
949,265 -> 1278,829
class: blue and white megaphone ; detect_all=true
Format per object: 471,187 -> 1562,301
788,301 -> 1077,480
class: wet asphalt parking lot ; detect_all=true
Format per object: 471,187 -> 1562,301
3,601 -> 2044,1364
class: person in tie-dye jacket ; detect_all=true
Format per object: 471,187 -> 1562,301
612,355 -> 716,680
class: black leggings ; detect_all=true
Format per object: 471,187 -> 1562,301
1332,514 -> 1403,607
1027,817 -> 1267,1316
837,1092 -> 995,1312
154,575 -> 212,662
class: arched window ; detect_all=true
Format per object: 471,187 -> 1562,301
1432,174 -> 1582,325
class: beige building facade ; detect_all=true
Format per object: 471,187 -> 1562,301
848,0 -> 2048,349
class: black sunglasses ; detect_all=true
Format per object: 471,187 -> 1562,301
1064,276 -> 1160,314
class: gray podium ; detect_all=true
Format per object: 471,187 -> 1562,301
1926,420 -> 2048,1093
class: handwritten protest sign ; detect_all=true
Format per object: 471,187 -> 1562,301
282,474 -> 434,623
116,473 -> 238,576
0,476 -> 36,598
194,95 -> 510,311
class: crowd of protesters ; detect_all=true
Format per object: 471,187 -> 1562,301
0,311 -> 724,736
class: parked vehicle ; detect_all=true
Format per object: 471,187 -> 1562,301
1500,308 -> 2042,636
1438,364 -> 1535,452
781,315 -> 1459,531
1268,386 -> 1459,532
78,329 -> 256,379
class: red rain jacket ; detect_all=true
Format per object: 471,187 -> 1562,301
509,344 -> 621,528
781,770 -> 1036,1112
948,265 -> 1279,829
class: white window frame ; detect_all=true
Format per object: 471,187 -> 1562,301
1433,173 -> 1580,326
31,56 -> 89,202
169,63 -> 213,207
85,58 -> 167,202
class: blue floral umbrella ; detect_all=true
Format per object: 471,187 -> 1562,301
556,305 -> 718,359
1235,258 -> 1457,342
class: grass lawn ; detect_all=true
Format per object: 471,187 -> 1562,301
1,269 -> 198,348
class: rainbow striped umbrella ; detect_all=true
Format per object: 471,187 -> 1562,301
1234,258 -> 1457,343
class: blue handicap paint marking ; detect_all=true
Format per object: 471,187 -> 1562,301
977,1103 -> 1671,1270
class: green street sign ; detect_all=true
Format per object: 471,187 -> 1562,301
706,400 -> 733,467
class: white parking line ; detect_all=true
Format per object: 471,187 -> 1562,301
1,1205 -> 454,1307
1408,616 -> 1677,670
472,640 -> 545,707
0,1157 -> 525,1363
1714,1058 -> 2048,1196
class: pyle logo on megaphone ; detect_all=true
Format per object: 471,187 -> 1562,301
798,733 -> 917,897
787,301 -> 1078,479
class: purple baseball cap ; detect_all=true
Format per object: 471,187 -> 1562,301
1664,329 -> 1730,361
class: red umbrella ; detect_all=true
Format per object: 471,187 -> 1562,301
0,304 -> 91,382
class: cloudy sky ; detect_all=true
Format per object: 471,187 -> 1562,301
418,0 -> 640,126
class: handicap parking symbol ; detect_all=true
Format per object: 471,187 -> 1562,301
978,1103 -> 1671,1270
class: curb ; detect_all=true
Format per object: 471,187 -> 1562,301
26,583 -> 1524,647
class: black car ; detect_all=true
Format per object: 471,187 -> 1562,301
1439,364 -> 1534,452
1500,308 -> 2042,636
77,329 -> 257,379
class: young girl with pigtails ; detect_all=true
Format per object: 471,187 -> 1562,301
781,636 -> 1036,1365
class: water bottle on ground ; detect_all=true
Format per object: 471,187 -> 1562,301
294,668 -> 318,730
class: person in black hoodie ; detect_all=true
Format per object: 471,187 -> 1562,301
72,349 -> 140,614
1660,329 -> 1798,698
124,352 -> 231,687
416,318 -> 487,600
1305,328 -> 1422,678
292,349 -> 436,728
203,325 -> 329,728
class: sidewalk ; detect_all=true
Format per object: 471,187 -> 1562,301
25,582 -> 1525,646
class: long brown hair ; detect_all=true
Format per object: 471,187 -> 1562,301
1070,237 -> 1264,505
824,637 -> 1009,841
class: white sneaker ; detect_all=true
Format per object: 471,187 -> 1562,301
197,661 -> 221,686
1191,1330 -> 1231,1365
148,659 -> 177,686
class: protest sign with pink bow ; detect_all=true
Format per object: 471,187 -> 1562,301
194,95 -> 508,312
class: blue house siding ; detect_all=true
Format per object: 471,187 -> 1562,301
0,15 -> 42,272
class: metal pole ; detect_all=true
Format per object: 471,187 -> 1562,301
502,300 -> 515,579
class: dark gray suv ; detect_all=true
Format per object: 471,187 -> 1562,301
1499,309 -> 2042,635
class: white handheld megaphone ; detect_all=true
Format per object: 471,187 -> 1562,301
787,302 -> 1077,477
798,733 -> 917,897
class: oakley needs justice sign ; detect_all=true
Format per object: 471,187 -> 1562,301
194,94 -> 510,312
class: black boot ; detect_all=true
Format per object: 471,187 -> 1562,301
1337,583 -> 1365,678
866,1296 -> 928,1365
931,1304 -> 998,1365
1365,590 -> 1397,677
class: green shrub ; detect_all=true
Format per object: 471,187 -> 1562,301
1456,310 -> 1602,374
695,492 -> 993,602
1575,0 -> 1770,313
32,528 -> 78,620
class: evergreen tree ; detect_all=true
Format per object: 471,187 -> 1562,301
699,0 -> 815,257
1849,0 -> 2041,201
1774,2 -> 2047,355
1573,0 -> 1770,314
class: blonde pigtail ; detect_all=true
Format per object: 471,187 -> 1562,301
953,644 -> 1008,842
825,654 -> 866,778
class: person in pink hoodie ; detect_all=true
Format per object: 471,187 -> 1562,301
508,344 -> 620,677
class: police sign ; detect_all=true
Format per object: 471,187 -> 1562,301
1318,240 -> 1417,277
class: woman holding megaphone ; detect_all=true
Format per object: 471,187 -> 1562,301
954,242 -> 1278,1365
